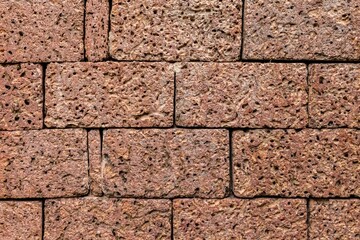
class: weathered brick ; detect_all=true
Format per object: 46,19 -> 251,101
0,201 -> 42,239
110,0 -> 242,61
0,64 -> 42,130
45,62 -> 173,128
309,64 -> 360,128
310,199 -> 360,239
0,0 -> 83,63
243,0 -> 360,60
88,130 -> 102,195
233,129 -> 360,197
85,0 -> 109,61
45,198 -> 171,239
174,198 -> 307,239
176,63 -> 307,128
0,129 -> 88,198
91,129 -> 229,198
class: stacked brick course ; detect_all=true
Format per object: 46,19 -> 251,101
0,0 -> 359,239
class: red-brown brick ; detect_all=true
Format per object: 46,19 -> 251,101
45,62 -> 174,128
91,129 -> 229,198
0,64 -> 42,130
174,199 -> 307,239
176,63 -> 307,128
0,129 -> 88,198
45,198 -> 171,239
88,130 -> 102,195
233,129 -> 360,197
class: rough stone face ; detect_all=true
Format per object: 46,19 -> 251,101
110,0 -> 242,61
0,0 -> 84,63
85,0 -> 109,61
174,198 -> 307,239
0,64 -> 42,130
45,198 -> 171,239
92,129 -> 229,198
243,0 -> 360,60
0,201 -> 42,240
233,129 -> 360,197
310,199 -> 360,239
309,64 -> 360,128
88,130 -> 102,195
0,129 -> 88,198
176,63 -> 307,128
45,62 -> 173,128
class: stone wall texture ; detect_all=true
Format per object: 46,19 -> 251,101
0,0 -> 359,239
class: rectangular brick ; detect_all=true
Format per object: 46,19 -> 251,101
91,129 -> 229,198
243,0 -> 360,60
45,198 -> 171,239
0,201 -> 42,240
174,198 -> 307,239
0,0 -> 83,63
310,199 -> 360,239
176,63 -> 307,128
45,62 -> 174,128
110,0 -> 242,61
0,64 -> 42,130
233,129 -> 360,198
0,129 -> 88,198
309,64 -> 360,128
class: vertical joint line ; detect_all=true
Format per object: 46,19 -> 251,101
171,199 -> 174,240
41,199 -> 45,240
173,71 -> 176,127
41,63 -> 48,129
306,199 -> 310,240
83,0 -> 88,61
228,129 -> 234,197
240,0 -> 246,60
306,64 -> 310,127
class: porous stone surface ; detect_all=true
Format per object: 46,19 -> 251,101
176,63 -> 307,128
110,0 -> 242,61
243,0 -> 360,60
174,198 -> 307,239
45,198 -> 171,239
233,129 -> 360,197
0,64 -> 42,130
0,201 -> 42,240
309,64 -> 360,128
310,199 -> 360,239
0,129 -> 88,198
85,0 -> 109,61
92,129 -> 229,198
88,130 -> 102,195
45,62 -> 173,128
0,0 -> 84,63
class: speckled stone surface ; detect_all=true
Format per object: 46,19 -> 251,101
0,201 -> 42,240
174,198 -> 307,239
110,0 -> 242,61
0,129 -> 88,198
309,64 -> 360,128
0,64 -> 42,130
45,62 -> 174,128
85,0 -> 109,61
310,199 -> 360,239
233,129 -> 360,197
0,0 -> 84,63
88,130 -> 102,195
243,0 -> 360,60
91,129 -> 229,198
176,63 -> 307,128
45,198 -> 171,240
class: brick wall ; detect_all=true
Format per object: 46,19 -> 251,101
0,0 -> 359,239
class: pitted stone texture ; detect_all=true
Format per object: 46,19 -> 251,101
110,0 -> 242,61
45,198 -> 171,240
176,63 -> 307,128
92,129 -> 229,198
0,64 -> 42,130
243,0 -> 360,60
0,129 -> 88,198
0,201 -> 42,240
174,198 -> 307,239
45,62 -> 173,128
85,0 -> 109,61
233,129 -> 360,197
88,130 -> 102,195
309,64 -> 360,128
0,0 -> 83,63
310,199 -> 360,239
